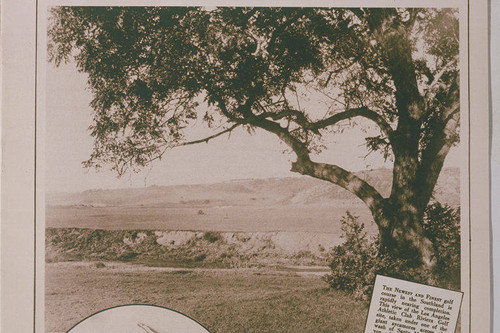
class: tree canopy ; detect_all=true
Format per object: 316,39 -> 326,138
49,7 -> 460,266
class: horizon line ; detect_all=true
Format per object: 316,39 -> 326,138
45,166 -> 459,195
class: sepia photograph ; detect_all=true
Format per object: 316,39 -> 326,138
42,6 -> 465,332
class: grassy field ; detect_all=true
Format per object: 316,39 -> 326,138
46,263 -> 368,333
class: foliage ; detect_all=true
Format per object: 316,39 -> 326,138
323,212 -> 380,300
325,207 -> 460,300
48,7 -> 459,175
424,202 -> 461,288
49,7 -> 461,266
203,231 -> 222,243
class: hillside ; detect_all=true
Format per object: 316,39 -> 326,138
46,168 -> 460,232
47,168 -> 459,208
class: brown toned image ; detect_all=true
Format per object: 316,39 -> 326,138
44,6 -> 464,333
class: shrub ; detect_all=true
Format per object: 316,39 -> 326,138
118,251 -> 139,261
424,202 -> 461,289
324,205 -> 460,300
94,262 -> 106,268
203,231 -> 222,243
323,212 -> 384,300
194,253 -> 207,262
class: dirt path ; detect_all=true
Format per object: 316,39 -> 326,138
47,261 -> 331,277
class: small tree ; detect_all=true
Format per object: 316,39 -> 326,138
48,7 -> 460,268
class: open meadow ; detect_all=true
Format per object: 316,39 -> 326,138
46,262 -> 368,333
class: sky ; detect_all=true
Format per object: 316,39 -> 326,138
44,62 -> 461,193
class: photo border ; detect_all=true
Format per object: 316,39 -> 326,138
1,1 -> 490,332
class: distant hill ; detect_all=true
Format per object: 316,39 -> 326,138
47,168 -> 460,208
45,168 -> 460,232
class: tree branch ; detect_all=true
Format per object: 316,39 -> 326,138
425,57 -> 458,103
249,116 -> 311,161
247,114 -> 388,227
212,94 -> 243,123
257,108 -> 317,133
416,102 -> 460,209
170,123 -> 241,148
291,159 -> 387,227
307,106 -> 394,139
143,124 -> 241,166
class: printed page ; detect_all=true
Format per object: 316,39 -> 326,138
1,0 -> 491,332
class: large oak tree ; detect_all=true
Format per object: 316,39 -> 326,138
49,7 -> 460,268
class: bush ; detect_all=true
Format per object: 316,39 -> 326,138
323,212 -> 377,299
324,205 -> 460,300
93,262 -> 106,268
424,202 -> 461,289
194,253 -> 207,262
203,231 -> 222,243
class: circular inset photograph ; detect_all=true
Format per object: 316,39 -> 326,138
67,304 -> 210,333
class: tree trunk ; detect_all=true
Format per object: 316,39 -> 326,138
377,202 -> 435,268
290,157 -> 436,269
379,141 -> 436,268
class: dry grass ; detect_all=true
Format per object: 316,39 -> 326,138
46,263 -> 368,333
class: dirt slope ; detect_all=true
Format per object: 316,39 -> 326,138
46,228 -> 349,267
